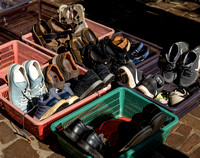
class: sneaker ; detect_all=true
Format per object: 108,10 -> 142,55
127,42 -> 150,64
117,61 -> 143,88
155,90 -> 170,104
7,64 -> 30,112
69,69 -> 104,99
179,46 -> 200,88
137,74 -> 165,98
42,64 -> 65,91
162,41 -> 189,83
169,87 -> 189,106
93,64 -> 115,86
22,60 -> 45,105
34,87 -> 78,121
52,52 -> 80,82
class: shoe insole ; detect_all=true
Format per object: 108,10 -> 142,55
49,69 -> 61,84
14,67 -> 26,82
63,59 -> 73,72
29,64 -> 39,80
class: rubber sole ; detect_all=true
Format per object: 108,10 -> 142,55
79,80 -> 104,100
137,85 -> 154,98
102,73 -> 115,87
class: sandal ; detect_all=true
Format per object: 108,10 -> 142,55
112,36 -> 131,51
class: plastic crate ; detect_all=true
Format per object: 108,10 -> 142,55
118,54 -> 200,118
111,31 -> 162,67
0,0 -> 114,39
51,87 -> 178,158
0,40 -> 52,89
0,0 -> 31,14
0,66 -> 111,140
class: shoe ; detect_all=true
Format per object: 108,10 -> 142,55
162,41 -> 189,83
22,60 -> 45,105
69,69 -> 104,99
63,118 -> 93,142
137,74 -> 165,98
58,4 -> 88,36
117,61 -> 143,88
32,19 -> 67,54
112,36 -> 131,51
116,113 -> 153,153
142,103 -> 167,133
34,87 -> 78,121
81,28 -> 98,45
93,64 -> 115,86
127,42 -> 150,64
155,90 -> 170,104
69,36 -> 85,63
179,46 -> 200,88
7,64 -> 30,112
42,64 -> 65,91
169,87 -> 189,106
52,52 -> 80,82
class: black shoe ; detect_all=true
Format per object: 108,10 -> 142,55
142,103 -> 167,134
69,69 -> 104,99
137,74 -> 165,98
162,41 -> 189,83
63,118 -> 92,142
94,64 -> 115,87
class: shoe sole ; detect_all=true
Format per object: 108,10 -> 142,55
79,80 -> 104,100
119,125 -> 153,153
38,96 -> 79,121
118,66 -> 136,88
137,85 -> 154,98
102,73 -> 115,87
63,127 -> 80,142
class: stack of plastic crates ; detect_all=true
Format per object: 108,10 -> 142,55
51,87 -> 178,158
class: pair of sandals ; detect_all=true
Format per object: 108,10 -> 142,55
32,18 -> 73,54
58,4 -> 88,37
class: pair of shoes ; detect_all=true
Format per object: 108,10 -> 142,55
43,52 -> 79,91
137,74 -> 165,98
68,69 -> 105,100
34,83 -> 79,121
70,27 -> 98,63
127,42 -> 150,64
7,60 -> 45,112
58,4 -> 88,37
61,118 -> 109,158
113,103 -> 166,153
32,18 -> 73,54
117,61 -> 143,88
162,42 -> 200,88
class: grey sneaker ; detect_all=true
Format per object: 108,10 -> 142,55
163,42 -> 189,83
117,61 -> 143,88
22,60 -> 46,105
169,88 -> 189,106
179,46 -> 200,88
7,64 -> 30,112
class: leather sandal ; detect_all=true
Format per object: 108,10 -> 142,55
81,28 -> 98,45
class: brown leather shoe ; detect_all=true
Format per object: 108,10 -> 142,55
69,36 -> 85,63
81,28 -> 98,45
42,64 -> 65,91
52,52 -> 80,82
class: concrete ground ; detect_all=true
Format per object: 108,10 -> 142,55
0,0 -> 200,157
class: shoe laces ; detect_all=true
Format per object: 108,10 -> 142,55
182,66 -> 192,77
166,62 -> 175,71
20,89 -> 30,107
30,83 -> 45,98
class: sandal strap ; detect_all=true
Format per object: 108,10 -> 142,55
43,30 -> 73,40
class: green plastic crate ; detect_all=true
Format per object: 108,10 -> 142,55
51,87 -> 179,158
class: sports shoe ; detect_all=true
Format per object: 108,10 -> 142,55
52,52 -> 80,82
34,86 -> 78,121
169,87 -> 189,106
162,41 -> 189,83
42,64 -> 65,91
155,90 -> 170,104
137,74 -> 165,98
69,69 -> 104,99
179,46 -> 200,88
22,60 -> 45,105
117,61 -> 143,88
7,64 -> 30,112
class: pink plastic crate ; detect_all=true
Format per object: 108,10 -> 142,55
0,42 -> 111,139
21,18 -> 114,55
0,40 -> 52,89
